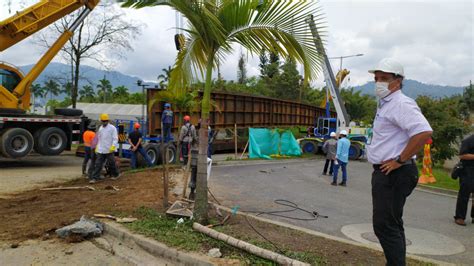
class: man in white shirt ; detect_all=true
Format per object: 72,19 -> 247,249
367,58 -> 432,266
91,113 -> 120,183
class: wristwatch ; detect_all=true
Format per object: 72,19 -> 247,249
395,155 -> 405,164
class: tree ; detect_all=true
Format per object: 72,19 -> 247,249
157,66 -> 172,88
79,85 -> 95,102
258,49 -> 268,78
30,83 -> 44,112
340,88 -> 377,124
273,58 -> 301,100
237,52 -> 247,84
123,0 -> 325,223
42,80 -> 61,113
97,78 -> 113,103
34,3 -> 142,108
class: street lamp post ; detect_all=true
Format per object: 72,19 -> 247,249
328,53 -> 364,71
136,80 -> 158,123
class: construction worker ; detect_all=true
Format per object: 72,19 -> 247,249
179,115 -> 197,166
162,103 -> 173,142
367,58 -> 432,266
454,134 -> 474,226
91,113 -> 120,183
331,130 -> 350,186
128,122 -> 153,169
322,132 -> 337,176
82,123 -> 96,176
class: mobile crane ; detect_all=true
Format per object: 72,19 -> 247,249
298,15 -> 367,159
0,0 -> 99,158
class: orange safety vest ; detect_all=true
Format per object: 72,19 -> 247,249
83,130 -> 96,147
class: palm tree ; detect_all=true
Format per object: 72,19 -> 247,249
122,0 -> 325,223
30,83 -> 44,112
113,85 -> 129,98
43,80 -> 61,112
97,78 -> 113,103
79,85 -> 95,102
157,65 -> 172,88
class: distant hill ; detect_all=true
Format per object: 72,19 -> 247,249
20,62 -> 153,94
354,79 -> 465,99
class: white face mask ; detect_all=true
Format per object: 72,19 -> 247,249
375,82 -> 391,98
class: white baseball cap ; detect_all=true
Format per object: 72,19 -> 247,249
330,132 -> 336,137
339,130 -> 348,135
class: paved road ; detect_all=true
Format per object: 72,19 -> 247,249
0,152 -> 83,198
210,159 -> 473,265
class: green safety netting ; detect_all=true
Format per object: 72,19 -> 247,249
248,128 -> 302,159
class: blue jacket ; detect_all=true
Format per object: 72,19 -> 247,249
162,109 -> 173,124
336,137 -> 350,163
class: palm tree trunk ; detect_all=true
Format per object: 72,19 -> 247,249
194,54 -> 214,224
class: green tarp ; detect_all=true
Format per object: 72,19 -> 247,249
249,128 -> 302,159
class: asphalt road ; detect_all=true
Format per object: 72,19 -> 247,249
0,152 -> 83,198
210,159 -> 473,265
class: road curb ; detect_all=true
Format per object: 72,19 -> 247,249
214,204 -> 454,266
213,157 -> 317,167
102,221 -> 213,266
416,185 -> 458,197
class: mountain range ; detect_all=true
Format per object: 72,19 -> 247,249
21,62 -> 466,100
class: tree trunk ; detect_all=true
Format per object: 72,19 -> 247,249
72,55 -> 80,108
194,54 -> 214,224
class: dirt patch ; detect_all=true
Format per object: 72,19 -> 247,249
0,168 -> 175,242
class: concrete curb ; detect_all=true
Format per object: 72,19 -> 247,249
416,185 -> 458,197
214,204 -> 454,266
102,221 -> 213,266
212,157 -> 317,167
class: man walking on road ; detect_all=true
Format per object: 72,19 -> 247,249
82,123 -> 96,176
367,58 -> 432,266
91,113 -> 120,183
128,122 -> 153,169
323,132 -> 337,176
332,130 -> 350,186
454,135 -> 474,226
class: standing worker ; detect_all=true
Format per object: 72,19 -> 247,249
91,113 -> 120,183
179,115 -> 197,166
331,130 -> 350,186
82,123 -> 96,176
322,132 -> 337,176
454,134 -> 474,226
367,58 -> 432,266
162,103 -> 173,142
128,122 -> 153,169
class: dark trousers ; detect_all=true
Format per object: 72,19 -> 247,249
455,167 -> 474,220
87,151 -> 96,180
92,153 -> 119,180
163,123 -> 172,143
181,142 -> 190,165
323,159 -> 334,175
372,164 -> 418,266
82,147 -> 92,174
131,146 -> 153,169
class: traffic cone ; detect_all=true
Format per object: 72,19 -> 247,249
419,142 -> 436,184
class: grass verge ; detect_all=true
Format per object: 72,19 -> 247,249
417,163 -> 459,191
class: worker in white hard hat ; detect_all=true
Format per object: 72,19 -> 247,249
332,129 -> 350,186
367,58 -> 432,266
322,132 -> 337,176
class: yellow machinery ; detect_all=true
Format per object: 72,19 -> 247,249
0,0 -> 100,111
0,0 -> 100,159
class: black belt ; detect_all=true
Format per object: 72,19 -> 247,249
373,159 -> 415,170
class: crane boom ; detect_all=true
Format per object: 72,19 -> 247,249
306,15 -> 350,129
0,0 -> 99,51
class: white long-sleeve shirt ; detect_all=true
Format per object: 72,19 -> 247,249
95,124 -> 118,154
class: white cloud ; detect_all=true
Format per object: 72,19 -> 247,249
1,0 -> 472,88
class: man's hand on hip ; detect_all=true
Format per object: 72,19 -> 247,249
380,159 -> 402,175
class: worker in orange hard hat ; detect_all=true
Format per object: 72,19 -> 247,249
179,115 -> 199,199
128,122 -> 153,169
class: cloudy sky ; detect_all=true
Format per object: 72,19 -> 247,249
1,0 -> 472,88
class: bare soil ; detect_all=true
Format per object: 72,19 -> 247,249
0,168 -> 172,242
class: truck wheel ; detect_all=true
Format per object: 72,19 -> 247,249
0,128 -> 34,158
300,140 -> 319,154
158,143 -> 177,164
54,108 -> 83,116
35,127 -> 67,155
137,144 -> 159,167
349,144 -> 362,160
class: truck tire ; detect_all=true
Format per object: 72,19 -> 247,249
0,128 -> 34,158
300,140 -> 319,154
35,127 -> 67,155
349,143 -> 362,160
54,108 -> 83,116
158,143 -> 177,164
137,143 -> 160,167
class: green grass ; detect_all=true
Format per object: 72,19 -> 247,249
126,207 -> 325,265
417,163 -> 459,191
